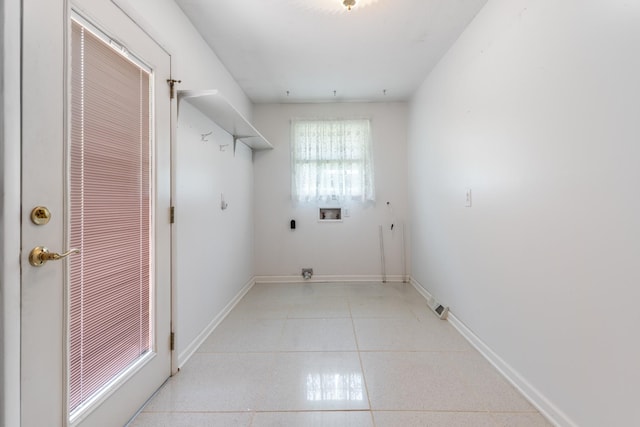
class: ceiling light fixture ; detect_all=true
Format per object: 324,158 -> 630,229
288,0 -> 379,14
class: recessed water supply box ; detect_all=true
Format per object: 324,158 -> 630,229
319,208 -> 342,222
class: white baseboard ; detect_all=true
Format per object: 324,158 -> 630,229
410,278 -> 576,427
410,276 -> 436,305
177,277 -> 255,369
254,274 -> 408,284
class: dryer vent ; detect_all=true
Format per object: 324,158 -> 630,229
301,268 -> 313,280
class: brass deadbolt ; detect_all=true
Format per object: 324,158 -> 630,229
31,206 -> 52,225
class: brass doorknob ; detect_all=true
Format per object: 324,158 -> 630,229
29,246 -> 80,267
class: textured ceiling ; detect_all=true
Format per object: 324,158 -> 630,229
174,0 -> 488,103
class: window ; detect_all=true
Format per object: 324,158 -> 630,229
69,18 -> 152,414
291,119 -> 375,204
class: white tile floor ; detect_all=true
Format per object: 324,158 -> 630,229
130,282 -> 552,426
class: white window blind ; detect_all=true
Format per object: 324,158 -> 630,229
291,119 -> 375,204
69,20 -> 152,413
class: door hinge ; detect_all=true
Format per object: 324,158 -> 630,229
170,332 -> 175,351
170,206 -> 175,224
167,78 -> 182,99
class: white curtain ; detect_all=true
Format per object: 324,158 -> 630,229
291,119 -> 375,204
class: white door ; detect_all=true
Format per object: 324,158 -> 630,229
21,0 -> 172,425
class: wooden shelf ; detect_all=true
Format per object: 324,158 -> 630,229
177,89 -> 273,151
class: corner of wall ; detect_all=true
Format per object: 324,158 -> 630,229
177,276 -> 255,368
410,278 -> 575,427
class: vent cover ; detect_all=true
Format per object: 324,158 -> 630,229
429,300 -> 449,320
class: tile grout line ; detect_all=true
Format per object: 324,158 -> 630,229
248,303 -> 290,425
347,298 -> 377,427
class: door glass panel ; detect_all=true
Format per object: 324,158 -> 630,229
69,19 -> 153,414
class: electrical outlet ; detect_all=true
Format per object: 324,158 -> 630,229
465,189 -> 472,207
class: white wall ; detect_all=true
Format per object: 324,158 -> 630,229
407,1 -> 640,426
114,0 -> 251,117
253,102 -> 409,281
116,0 -> 256,362
175,102 -> 254,363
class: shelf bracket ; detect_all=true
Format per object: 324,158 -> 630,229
232,135 -> 253,156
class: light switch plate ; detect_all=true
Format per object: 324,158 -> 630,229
465,189 -> 472,207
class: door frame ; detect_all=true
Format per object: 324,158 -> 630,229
1,0 -> 23,425
110,0 -> 180,377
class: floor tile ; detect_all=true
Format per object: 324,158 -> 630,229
130,282 -> 549,426
197,317 -> 285,353
128,412 -> 252,427
361,352 -> 485,411
353,317 -> 470,352
305,282 -> 353,297
410,304 -> 440,322
349,295 -> 419,319
279,318 -> 357,351
373,411 -> 499,427
251,411 -> 373,427
396,288 -> 438,321
347,282 -> 406,299
491,412 -> 554,426
258,352 -> 369,411
448,352 -> 536,412
287,296 -> 351,318
229,297 -> 290,319
142,353 -> 273,412
250,283 -> 313,301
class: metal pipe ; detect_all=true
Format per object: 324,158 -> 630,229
401,222 -> 407,283
379,225 -> 386,283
